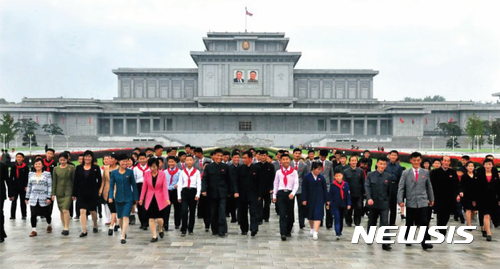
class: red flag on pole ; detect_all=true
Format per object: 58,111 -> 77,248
425,117 -> 428,124
412,118 -> 415,124
89,116 -> 91,124
399,118 -> 405,124
449,117 -> 453,123
49,118 -> 52,124
36,116 -> 39,124
245,7 -> 253,16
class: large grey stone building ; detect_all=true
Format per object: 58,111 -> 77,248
1,32 -> 500,147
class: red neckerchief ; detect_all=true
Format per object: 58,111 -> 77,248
334,180 -> 345,200
322,160 -> 325,171
168,167 -> 179,185
281,166 -> 294,187
294,160 -> 299,170
363,169 -> 367,180
184,168 -> 196,188
487,175 -> 492,183
137,164 -> 149,176
181,163 -> 185,170
15,162 -> 26,178
43,158 -> 54,172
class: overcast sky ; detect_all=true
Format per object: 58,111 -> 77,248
1,0 -> 499,103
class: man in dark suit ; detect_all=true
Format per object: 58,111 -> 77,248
319,149 -> 334,229
233,151 -> 262,236
9,153 -> 29,220
256,150 -> 275,223
234,71 -> 244,83
1,161 -> 13,243
202,148 -> 231,237
291,148 -> 307,229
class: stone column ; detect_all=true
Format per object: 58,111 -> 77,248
150,117 -> 154,133
110,117 -> 114,135
376,117 -> 381,136
136,117 -> 140,134
363,117 -> 368,136
123,118 -> 127,135
350,117 -> 354,135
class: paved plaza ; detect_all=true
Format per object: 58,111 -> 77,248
1,202 -> 499,269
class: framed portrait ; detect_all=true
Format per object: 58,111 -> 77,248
247,70 -> 258,83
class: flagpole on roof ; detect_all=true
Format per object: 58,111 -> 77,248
245,7 -> 247,32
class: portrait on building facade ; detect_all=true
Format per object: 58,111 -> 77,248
248,70 -> 258,83
234,70 -> 244,83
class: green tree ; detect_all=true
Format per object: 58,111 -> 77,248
403,95 -> 446,102
0,113 -> 20,148
465,114 -> 487,150
488,120 -> 500,145
42,123 -> 64,135
17,118 -> 39,147
436,122 -> 462,136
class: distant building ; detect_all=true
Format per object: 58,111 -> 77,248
1,32 -> 499,147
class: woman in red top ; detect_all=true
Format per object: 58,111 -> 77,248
474,159 -> 500,241
139,158 -> 170,242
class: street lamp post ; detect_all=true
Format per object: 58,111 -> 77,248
14,135 -> 19,148
475,135 -> 480,153
431,136 -> 436,150
28,134 -> 34,155
64,135 -> 70,150
451,135 -> 456,151
0,133 -> 6,150
49,135 -> 55,149
490,134 -> 497,153
417,136 -> 423,150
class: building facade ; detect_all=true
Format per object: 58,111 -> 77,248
1,32 -> 500,147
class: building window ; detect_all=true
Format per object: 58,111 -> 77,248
153,119 -> 160,131
318,119 -> 326,131
239,121 -> 252,131
165,118 -> 173,131
330,119 -> 338,132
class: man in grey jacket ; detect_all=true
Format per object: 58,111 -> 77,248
398,151 -> 435,250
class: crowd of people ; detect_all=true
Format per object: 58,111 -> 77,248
0,145 -> 499,250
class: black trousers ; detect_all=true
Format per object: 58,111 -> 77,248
10,189 -> 27,218
136,183 -> 148,227
389,195 -> 398,225
30,202 -> 52,228
198,196 -> 211,229
0,199 -> 5,241
164,190 -> 181,228
258,192 -> 271,222
346,196 -> 363,226
226,195 -> 237,221
237,196 -> 259,233
436,210 -> 451,235
180,188 -> 197,233
277,191 -> 294,236
324,205 -> 333,228
368,208 -> 389,233
295,194 -> 306,228
405,207 -> 431,246
210,196 -> 227,234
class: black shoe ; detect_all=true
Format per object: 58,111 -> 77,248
181,232 -> 186,236
206,228 -> 210,232
175,226 -> 180,229
401,215 -> 406,220
422,244 -> 434,250
264,219 -> 269,223
22,217 -> 26,220
141,226 -> 148,231
114,225 -> 120,232
258,221 -> 263,225
241,232 -> 248,235
150,237 -> 158,243
286,233 -> 292,237
62,230 -> 69,236
108,229 -> 113,236
346,224 -> 352,227
121,239 -> 126,244
230,219 -> 237,223
125,234 -> 127,239
212,232 -> 218,236
79,232 -> 88,237
93,227 -> 98,233
251,231 -> 257,237
406,244 -> 412,247
0,238 -> 4,243
486,235 -> 492,241
129,215 -> 136,225
281,235 -> 287,241
99,214 -> 102,219
9,217 -> 15,220
382,244 -> 392,251
159,231 -> 164,238
218,233 -> 225,237
461,219 -> 465,224
482,231 -> 487,237
189,232 -> 194,235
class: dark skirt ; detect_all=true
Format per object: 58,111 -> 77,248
77,197 -> 98,211
306,201 -> 325,221
147,194 -> 164,219
461,198 -> 476,211
115,201 -> 133,219
108,201 -> 117,213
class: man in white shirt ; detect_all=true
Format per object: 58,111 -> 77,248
132,153 -> 150,229
177,155 -> 201,236
272,154 -> 299,241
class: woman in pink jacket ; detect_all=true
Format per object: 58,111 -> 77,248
139,158 -> 170,242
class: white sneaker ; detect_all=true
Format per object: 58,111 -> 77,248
313,232 -> 318,240
310,229 -> 314,236
336,235 -> 341,240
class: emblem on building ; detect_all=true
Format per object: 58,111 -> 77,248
242,41 -> 250,50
